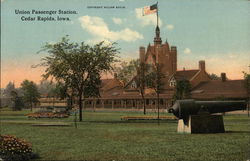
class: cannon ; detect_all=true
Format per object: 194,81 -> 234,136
168,99 -> 247,133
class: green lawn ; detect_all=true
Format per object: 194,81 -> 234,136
0,109 -> 249,161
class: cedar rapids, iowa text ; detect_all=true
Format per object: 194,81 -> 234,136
15,9 -> 77,22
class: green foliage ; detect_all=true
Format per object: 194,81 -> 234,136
0,135 -> 37,161
13,97 -> 24,111
114,59 -> 139,84
20,80 -> 40,110
135,62 -> 151,115
174,79 -> 192,100
3,82 -> 16,98
84,71 -> 101,98
37,80 -> 55,96
243,72 -> 250,94
136,62 -> 149,92
39,36 -> 119,121
51,82 -> 69,99
145,63 -> 165,120
146,63 -> 165,94
38,80 -> 70,100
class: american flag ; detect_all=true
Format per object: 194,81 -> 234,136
142,3 -> 157,16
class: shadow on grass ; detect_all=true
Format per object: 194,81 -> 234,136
81,120 -> 177,124
225,130 -> 250,134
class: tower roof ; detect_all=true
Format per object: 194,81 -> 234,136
154,25 -> 162,45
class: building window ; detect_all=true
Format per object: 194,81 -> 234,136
131,81 -> 137,88
169,79 -> 176,87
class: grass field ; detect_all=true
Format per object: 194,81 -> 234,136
0,108 -> 250,161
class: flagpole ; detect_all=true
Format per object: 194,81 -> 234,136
156,1 -> 158,27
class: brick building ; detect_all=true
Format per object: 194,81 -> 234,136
81,25 -> 248,110
39,25 -> 248,110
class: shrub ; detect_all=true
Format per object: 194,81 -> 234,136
26,112 -> 69,118
0,135 -> 38,161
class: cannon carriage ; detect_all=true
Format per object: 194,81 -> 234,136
168,99 -> 247,133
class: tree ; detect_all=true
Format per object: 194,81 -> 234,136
3,82 -> 15,98
37,80 -> 55,97
9,90 -> 22,111
174,79 -> 192,100
243,71 -> 250,117
147,63 -> 165,124
2,82 -> 18,108
209,73 -> 221,80
20,80 -> 40,111
39,36 -> 119,121
114,59 -> 139,84
136,62 -> 150,115
48,82 -> 68,99
13,96 -> 25,111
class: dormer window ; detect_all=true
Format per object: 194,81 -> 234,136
169,78 -> 176,87
131,81 -> 137,88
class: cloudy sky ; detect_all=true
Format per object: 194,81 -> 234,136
1,0 -> 250,87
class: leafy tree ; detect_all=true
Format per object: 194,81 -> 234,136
84,70 -> 102,98
38,80 -> 73,109
39,36 -> 119,121
9,90 -> 20,111
209,73 -> 221,80
48,82 -> 67,99
136,62 -> 150,115
243,71 -> 250,116
13,97 -> 25,111
147,63 -> 165,122
243,72 -> 250,94
37,80 -> 55,97
114,59 -> 139,84
3,82 -> 15,98
174,79 -> 192,100
2,82 -> 18,108
20,80 -> 40,111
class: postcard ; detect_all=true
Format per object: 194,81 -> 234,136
1,0 -> 249,161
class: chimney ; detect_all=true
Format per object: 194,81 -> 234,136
221,73 -> 226,82
139,46 -> 145,63
199,60 -> 205,71
171,46 -> 177,73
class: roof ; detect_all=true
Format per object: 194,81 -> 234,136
173,70 -> 200,81
191,80 -> 248,99
144,45 -> 156,63
101,79 -> 123,91
99,89 -> 175,99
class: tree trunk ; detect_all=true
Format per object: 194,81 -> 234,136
142,94 -> 146,115
53,96 -> 55,107
30,100 -> 32,111
247,95 -> 250,117
79,94 -> 83,122
157,93 -> 160,125
70,95 -> 73,110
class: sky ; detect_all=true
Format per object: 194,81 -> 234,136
1,0 -> 250,88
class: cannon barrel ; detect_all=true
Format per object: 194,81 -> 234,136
169,99 -> 247,119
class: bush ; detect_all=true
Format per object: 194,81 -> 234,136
26,111 -> 69,118
0,135 -> 38,161
13,97 -> 24,111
